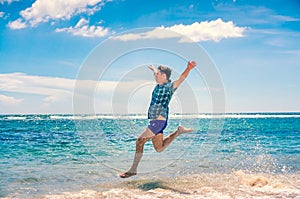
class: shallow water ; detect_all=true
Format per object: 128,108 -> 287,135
40,172 -> 300,199
0,113 -> 299,198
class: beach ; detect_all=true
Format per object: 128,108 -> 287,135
37,172 -> 299,199
0,113 -> 299,198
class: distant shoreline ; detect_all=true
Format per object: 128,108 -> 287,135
1,112 -> 300,115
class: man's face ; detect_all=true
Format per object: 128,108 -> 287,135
156,70 -> 167,84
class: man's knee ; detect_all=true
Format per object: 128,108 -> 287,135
136,137 -> 147,145
153,145 -> 163,153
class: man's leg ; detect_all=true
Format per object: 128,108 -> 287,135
152,126 -> 193,152
119,128 -> 155,178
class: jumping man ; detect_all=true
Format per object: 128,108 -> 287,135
119,61 -> 197,178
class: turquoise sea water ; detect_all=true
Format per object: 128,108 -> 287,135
0,113 -> 299,198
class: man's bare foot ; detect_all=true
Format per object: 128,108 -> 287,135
177,126 -> 194,136
119,171 -> 137,178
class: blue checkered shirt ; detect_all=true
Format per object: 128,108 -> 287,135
148,81 -> 177,119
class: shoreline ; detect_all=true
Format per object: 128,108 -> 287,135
2,171 -> 299,199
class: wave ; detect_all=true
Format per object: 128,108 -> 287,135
49,115 -> 147,120
5,116 -> 27,120
1,113 -> 300,121
2,115 -> 43,121
209,114 -> 300,119
48,113 -> 300,120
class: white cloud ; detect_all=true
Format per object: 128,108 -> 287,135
21,0 -> 103,26
165,18 -> 245,42
75,18 -> 89,27
271,15 -> 300,22
55,18 -> 109,37
113,18 -> 246,42
0,73 -> 124,113
0,0 -> 18,4
7,0 -> 104,29
0,73 -> 74,107
0,12 -> 4,18
0,94 -> 23,106
7,18 -> 26,29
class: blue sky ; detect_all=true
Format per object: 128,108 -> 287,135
0,0 -> 299,114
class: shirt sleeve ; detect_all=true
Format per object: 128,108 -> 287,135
170,82 -> 177,93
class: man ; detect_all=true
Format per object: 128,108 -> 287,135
119,61 -> 197,178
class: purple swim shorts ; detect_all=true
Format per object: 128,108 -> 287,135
148,120 -> 168,135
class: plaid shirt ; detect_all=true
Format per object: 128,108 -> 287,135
148,81 -> 177,119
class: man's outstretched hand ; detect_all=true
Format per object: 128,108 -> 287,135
187,61 -> 196,70
148,65 -> 157,73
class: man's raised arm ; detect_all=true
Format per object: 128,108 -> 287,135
173,61 -> 196,89
148,65 -> 158,79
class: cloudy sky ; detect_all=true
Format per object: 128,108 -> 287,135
0,0 -> 299,114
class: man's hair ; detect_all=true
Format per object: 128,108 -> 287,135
158,65 -> 172,80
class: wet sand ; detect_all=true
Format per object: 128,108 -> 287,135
9,171 -> 298,199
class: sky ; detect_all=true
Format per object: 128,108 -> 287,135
0,0 -> 299,114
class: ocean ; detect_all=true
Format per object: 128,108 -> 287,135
0,113 -> 299,199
